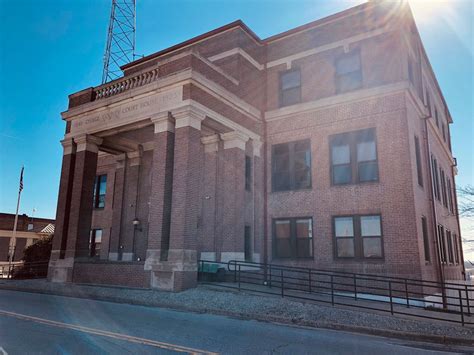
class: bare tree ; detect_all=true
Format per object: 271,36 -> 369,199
458,185 -> 474,217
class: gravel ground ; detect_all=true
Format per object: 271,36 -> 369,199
1,279 -> 473,344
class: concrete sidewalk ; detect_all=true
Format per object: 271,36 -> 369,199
0,279 -> 473,345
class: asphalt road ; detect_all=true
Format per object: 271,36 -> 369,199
0,290 -> 471,354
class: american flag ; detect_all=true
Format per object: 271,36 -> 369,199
19,166 -> 24,193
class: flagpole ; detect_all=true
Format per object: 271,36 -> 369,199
8,167 -> 23,277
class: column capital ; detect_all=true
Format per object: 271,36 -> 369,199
60,138 -> 76,155
220,131 -> 249,151
172,105 -> 206,131
151,112 -> 175,133
201,134 -> 220,153
74,134 -> 103,153
252,138 -> 263,157
116,153 -> 127,169
127,150 -> 142,166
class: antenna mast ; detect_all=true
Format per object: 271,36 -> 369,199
102,0 -> 136,84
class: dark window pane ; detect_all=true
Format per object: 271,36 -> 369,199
293,149 -> 311,189
358,161 -> 378,182
281,87 -> 300,106
333,164 -> 351,184
296,238 -> 313,258
415,136 -> 423,187
275,220 -> 290,239
336,238 -> 355,258
281,70 -> 300,90
276,239 -> 292,258
336,52 -> 361,75
422,217 -> 430,262
337,71 -> 362,93
362,238 -> 382,258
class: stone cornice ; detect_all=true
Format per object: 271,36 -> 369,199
265,81 -> 410,122
201,134 -> 220,153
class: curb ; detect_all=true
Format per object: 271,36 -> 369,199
0,283 -> 472,346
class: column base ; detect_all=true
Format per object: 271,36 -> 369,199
47,258 -> 74,283
145,249 -> 198,291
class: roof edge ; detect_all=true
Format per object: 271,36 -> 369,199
121,20 -> 263,71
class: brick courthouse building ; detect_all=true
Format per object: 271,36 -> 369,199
48,1 -> 465,291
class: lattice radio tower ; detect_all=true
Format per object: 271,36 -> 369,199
102,0 -> 137,84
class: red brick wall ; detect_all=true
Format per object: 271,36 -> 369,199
73,262 -> 150,288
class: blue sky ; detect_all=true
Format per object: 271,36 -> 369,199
0,0 -> 472,250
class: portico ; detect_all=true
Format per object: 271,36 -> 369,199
48,62 -> 263,290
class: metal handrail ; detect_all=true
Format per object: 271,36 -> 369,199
198,259 -> 473,326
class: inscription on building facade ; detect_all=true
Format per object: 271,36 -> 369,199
70,86 -> 183,135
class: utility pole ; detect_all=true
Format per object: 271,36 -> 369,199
8,167 -> 24,277
102,0 -> 137,84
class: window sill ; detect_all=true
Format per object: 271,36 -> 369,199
331,180 -> 379,187
271,187 -> 313,194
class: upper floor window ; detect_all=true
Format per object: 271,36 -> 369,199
89,229 -> 102,258
431,156 -> 440,201
279,69 -> 301,107
434,108 -> 439,128
335,50 -> 362,93
440,168 -> 448,208
93,174 -> 107,208
245,156 -> 252,191
421,216 -> 430,262
414,135 -> 423,187
447,178 -> 454,214
273,217 -> 313,259
272,140 -> 311,192
437,225 -> 447,263
334,215 -> 383,259
330,128 -> 378,185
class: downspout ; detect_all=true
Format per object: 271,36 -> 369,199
422,116 -> 446,307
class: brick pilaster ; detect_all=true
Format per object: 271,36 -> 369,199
50,138 -> 76,261
120,150 -> 141,261
108,154 -> 126,261
65,135 -> 102,261
149,106 -> 205,291
145,112 -> 175,266
219,131 -> 249,263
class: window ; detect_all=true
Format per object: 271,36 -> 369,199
447,178 -> 454,214
279,69 -> 301,107
437,225 -> 447,263
244,226 -> 252,262
330,128 -> 378,185
89,229 -> 102,257
431,156 -> 440,201
245,156 -> 252,191
442,124 -> 446,142
27,223 -> 34,231
273,218 -> 313,259
446,230 -> 454,264
414,136 -> 423,187
421,216 -> 430,262
440,168 -> 448,208
425,90 -> 432,116
334,215 -> 383,259
93,174 -> 107,208
335,50 -> 362,93
453,233 -> 460,264
434,108 -> 439,128
272,140 -> 311,192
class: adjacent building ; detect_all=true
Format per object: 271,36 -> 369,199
48,1 -> 465,291
0,213 -> 55,263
